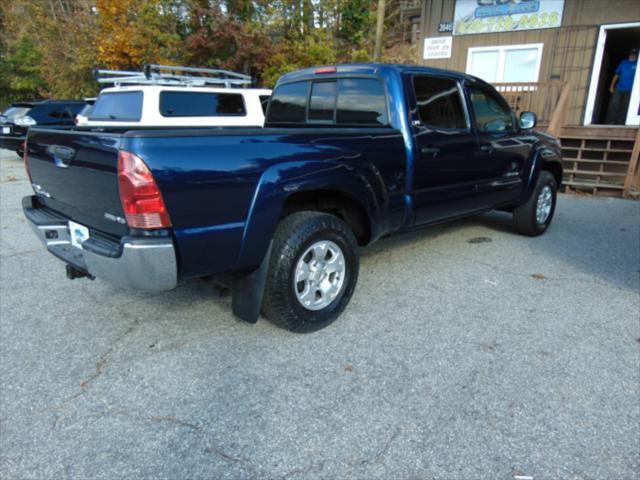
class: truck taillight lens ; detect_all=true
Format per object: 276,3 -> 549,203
117,151 -> 171,229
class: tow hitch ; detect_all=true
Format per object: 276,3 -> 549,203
65,264 -> 95,281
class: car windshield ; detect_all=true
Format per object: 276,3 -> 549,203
78,104 -> 93,117
1,106 -> 31,122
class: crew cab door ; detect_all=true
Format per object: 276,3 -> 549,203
405,73 -> 482,225
464,82 -> 530,205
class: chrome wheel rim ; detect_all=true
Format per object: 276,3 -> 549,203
536,185 -> 553,224
294,240 -> 346,311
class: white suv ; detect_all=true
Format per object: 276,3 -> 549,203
79,85 -> 271,128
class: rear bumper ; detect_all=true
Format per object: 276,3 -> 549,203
23,196 -> 177,292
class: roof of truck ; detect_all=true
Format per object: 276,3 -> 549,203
98,85 -> 272,95
277,63 -> 478,85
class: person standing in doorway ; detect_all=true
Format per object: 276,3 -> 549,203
606,48 -> 638,125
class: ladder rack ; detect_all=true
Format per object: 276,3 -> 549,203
93,64 -> 252,88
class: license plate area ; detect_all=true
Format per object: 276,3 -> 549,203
68,221 -> 90,249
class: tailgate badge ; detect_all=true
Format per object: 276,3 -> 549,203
48,145 -> 76,168
104,212 -> 127,224
32,183 -> 52,198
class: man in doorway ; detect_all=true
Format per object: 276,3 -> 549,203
606,48 -> 638,125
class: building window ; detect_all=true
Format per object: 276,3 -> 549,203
466,43 -> 544,83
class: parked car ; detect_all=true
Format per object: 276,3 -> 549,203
22,64 -> 563,333
1,100 -> 86,156
74,98 -> 96,126
81,85 -> 272,128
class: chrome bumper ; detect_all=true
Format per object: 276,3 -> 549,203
23,197 -> 177,292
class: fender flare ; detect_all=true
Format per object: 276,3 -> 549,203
518,144 -> 563,206
233,160 -> 384,272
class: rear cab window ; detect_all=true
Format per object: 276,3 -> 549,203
267,77 -> 388,127
159,91 -> 246,117
89,91 -> 143,121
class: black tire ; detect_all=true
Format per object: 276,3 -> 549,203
262,211 -> 359,333
513,170 -> 558,236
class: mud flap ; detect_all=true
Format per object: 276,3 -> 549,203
231,242 -> 272,324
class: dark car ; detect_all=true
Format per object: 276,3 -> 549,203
0,100 -> 87,156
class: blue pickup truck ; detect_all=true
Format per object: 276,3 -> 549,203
22,64 -> 563,332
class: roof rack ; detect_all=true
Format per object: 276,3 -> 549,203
93,64 -> 252,88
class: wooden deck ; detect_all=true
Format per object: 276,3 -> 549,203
558,126 -> 640,197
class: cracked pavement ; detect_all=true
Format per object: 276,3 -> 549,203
1,148 -> 639,480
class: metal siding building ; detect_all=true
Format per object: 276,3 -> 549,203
416,0 -> 640,126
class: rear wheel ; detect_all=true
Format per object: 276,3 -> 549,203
262,211 -> 359,333
513,170 -> 557,236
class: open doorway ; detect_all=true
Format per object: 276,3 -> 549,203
584,23 -> 640,126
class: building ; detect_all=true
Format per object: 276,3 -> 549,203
406,0 -> 640,196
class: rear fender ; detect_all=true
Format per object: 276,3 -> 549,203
234,160 -> 382,272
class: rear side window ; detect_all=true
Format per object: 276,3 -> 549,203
336,79 -> 388,126
159,91 -> 246,117
90,91 -> 143,121
268,81 -> 308,124
412,76 -> 467,129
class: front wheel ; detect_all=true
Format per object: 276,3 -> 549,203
262,211 -> 359,333
513,170 -> 558,236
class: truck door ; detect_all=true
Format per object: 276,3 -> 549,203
465,83 -> 530,206
406,73 -> 483,226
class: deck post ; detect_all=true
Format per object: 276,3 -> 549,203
622,128 -> 640,198
547,82 -> 572,137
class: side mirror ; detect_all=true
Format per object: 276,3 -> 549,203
519,111 -> 537,130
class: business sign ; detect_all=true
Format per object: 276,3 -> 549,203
423,36 -> 453,59
453,0 -> 564,35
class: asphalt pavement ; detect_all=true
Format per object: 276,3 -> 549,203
1,148 -> 639,480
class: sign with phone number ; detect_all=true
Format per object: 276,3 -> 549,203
453,0 -> 564,35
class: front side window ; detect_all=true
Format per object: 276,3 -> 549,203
413,76 -> 466,129
336,78 -> 388,126
468,87 -> 514,133
159,91 -> 246,117
90,91 -> 143,121
268,81 -> 309,124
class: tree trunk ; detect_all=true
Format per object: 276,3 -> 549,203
373,0 -> 386,62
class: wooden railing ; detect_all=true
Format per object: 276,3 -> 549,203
493,80 -> 571,135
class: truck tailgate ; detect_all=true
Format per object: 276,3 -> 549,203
26,128 -> 128,237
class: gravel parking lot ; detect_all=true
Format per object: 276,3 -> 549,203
1,147 -> 639,480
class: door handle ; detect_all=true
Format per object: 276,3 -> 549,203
421,146 -> 440,155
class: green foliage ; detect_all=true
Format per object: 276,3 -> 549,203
261,34 -> 337,87
0,36 -> 46,108
0,0 -> 405,106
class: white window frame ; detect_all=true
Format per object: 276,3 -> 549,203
466,43 -> 544,83
583,22 -> 640,126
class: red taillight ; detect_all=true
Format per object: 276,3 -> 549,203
117,151 -> 171,229
23,140 -> 32,183
315,66 -> 337,74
